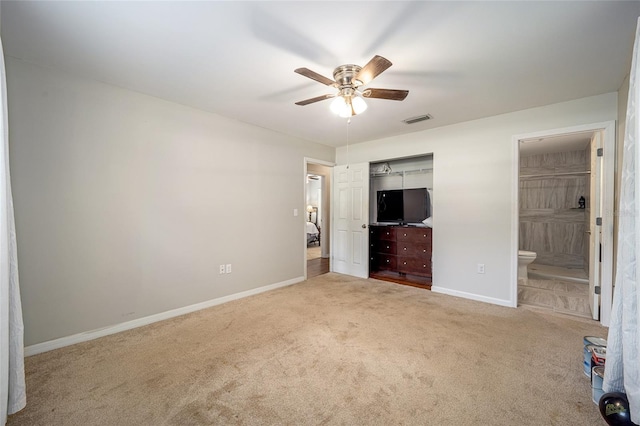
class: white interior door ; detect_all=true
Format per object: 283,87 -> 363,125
332,163 -> 370,278
588,131 -> 603,321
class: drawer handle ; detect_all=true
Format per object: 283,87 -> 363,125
403,247 -> 407,251
386,245 -> 389,249
403,262 -> 407,265
423,249 -> 426,253
403,233 -> 407,237
423,265 -> 426,268
386,259 -> 390,263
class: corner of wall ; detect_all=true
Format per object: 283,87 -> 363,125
613,73 -> 631,279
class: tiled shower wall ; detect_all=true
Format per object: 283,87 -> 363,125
519,149 -> 589,269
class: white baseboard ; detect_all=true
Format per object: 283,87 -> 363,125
431,285 -> 515,308
25,276 -> 305,357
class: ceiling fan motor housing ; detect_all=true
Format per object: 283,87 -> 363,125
333,65 -> 363,89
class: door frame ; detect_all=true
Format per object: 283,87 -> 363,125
511,120 -> 615,326
304,158 -> 334,280
589,131 -> 603,321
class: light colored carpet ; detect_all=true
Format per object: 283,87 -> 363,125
8,273 -> 606,425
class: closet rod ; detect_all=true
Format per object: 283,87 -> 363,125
404,168 -> 433,175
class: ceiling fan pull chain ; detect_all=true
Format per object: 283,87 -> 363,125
346,118 -> 351,169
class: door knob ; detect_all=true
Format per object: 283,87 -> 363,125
362,224 -> 367,229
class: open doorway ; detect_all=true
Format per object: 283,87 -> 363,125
305,161 -> 332,279
513,121 -> 615,326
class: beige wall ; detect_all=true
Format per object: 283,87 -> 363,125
614,73 -> 630,279
336,93 -> 618,306
7,58 -> 334,346
6,52 -> 628,346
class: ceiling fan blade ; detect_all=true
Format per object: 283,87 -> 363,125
362,88 -> 409,101
295,94 -> 335,106
294,68 -> 335,86
355,55 -> 392,85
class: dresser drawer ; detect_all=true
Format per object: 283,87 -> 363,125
370,226 -> 396,242
372,253 -> 397,271
397,257 -> 432,277
371,240 -> 397,254
396,227 -> 432,244
397,241 -> 431,255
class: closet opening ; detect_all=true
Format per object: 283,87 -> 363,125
369,154 -> 434,289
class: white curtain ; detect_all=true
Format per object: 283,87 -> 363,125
603,17 -> 640,423
0,37 -> 26,424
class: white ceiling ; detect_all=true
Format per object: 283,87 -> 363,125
2,1 -> 639,148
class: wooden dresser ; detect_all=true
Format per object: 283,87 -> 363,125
369,225 -> 432,289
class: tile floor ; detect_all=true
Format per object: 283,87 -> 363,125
518,273 -> 592,319
528,263 -> 588,283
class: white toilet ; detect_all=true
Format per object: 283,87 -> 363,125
518,250 -> 537,285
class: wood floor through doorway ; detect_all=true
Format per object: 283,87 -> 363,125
307,257 -> 329,278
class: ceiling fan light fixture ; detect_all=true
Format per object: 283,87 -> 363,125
330,96 -> 348,115
330,95 -> 367,117
352,96 -> 367,115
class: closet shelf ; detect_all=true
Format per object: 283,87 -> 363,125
371,168 -> 433,177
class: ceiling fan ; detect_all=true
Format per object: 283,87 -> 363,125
294,55 -> 409,117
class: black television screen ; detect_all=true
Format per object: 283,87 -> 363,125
403,188 -> 429,223
377,190 -> 404,222
377,188 -> 429,224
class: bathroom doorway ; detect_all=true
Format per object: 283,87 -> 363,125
513,122 -> 615,326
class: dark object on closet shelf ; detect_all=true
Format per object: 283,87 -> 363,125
579,196 -> 586,209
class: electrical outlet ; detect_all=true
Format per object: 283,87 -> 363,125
226,264 -> 232,274
477,263 -> 485,274
219,265 -> 226,274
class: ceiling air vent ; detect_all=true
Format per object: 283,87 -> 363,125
403,114 -> 432,125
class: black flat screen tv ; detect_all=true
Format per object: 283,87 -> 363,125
377,188 -> 430,224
